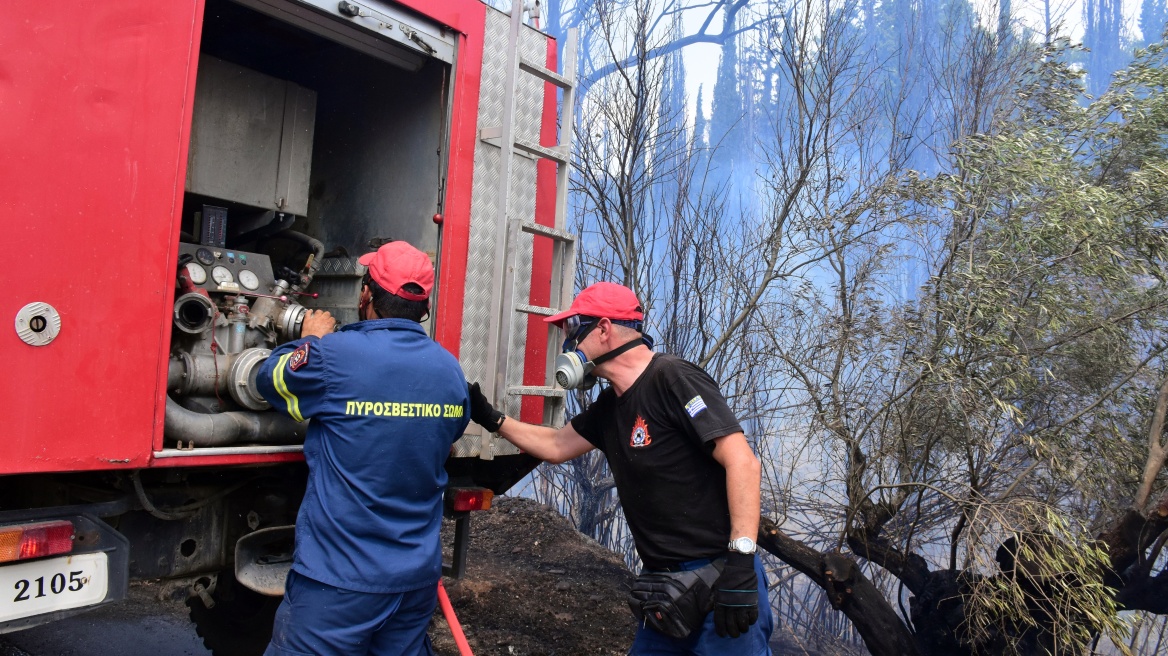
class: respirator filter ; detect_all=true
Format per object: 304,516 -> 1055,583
554,350 -> 596,390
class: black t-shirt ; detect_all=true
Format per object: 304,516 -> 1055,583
570,353 -> 743,569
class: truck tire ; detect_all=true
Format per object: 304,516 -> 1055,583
187,570 -> 280,656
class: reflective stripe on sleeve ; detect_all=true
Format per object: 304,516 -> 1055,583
272,352 -> 306,422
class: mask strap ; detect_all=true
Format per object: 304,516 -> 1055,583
588,336 -> 645,368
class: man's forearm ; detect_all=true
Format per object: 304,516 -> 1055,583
468,382 -> 594,463
496,417 -> 566,462
494,416 -> 595,464
497,415 -> 555,452
713,434 -> 763,544
725,456 -> 762,543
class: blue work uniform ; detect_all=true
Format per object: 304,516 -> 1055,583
256,318 -> 470,656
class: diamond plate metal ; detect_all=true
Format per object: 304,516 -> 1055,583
317,257 -> 366,276
453,9 -> 555,458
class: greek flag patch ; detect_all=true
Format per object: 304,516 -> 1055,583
684,395 -> 707,418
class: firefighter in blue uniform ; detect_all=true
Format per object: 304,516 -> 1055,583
257,240 -> 469,656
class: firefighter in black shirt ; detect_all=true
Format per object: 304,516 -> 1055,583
468,282 -> 774,655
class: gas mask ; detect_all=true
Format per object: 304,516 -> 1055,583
553,316 -> 654,389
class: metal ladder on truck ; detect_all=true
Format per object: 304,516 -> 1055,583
480,11 -> 579,457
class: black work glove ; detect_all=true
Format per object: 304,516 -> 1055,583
713,552 -> 759,638
467,382 -> 505,432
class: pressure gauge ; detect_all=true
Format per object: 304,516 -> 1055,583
238,269 -> 260,291
211,266 -> 234,286
185,263 -> 208,285
196,247 -> 215,266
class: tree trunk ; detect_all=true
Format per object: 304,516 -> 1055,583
758,517 -> 921,656
1098,488 -> 1168,612
756,492 -> 1168,656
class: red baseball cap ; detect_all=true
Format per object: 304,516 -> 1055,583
544,282 -> 644,327
357,241 -> 434,302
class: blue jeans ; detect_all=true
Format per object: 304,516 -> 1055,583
264,569 -> 436,656
629,556 -> 774,656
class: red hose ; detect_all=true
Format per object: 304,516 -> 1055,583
437,580 -> 474,656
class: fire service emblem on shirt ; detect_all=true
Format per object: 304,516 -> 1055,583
630,415 -> 652,448
289,343 -> 310,371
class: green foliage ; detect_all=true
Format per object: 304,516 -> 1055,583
872,37 -> 1168,650
902,38 -> 1168,474
961,503 -> 1131,655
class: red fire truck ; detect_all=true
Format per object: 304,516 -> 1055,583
0,0 -> 576,651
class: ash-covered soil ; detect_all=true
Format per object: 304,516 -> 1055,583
429,496 -> 855,656
431,496 -> 638,656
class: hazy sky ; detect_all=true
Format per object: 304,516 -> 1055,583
681,0 -> 1150,122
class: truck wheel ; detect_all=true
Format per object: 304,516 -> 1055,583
187,570 -> 281,656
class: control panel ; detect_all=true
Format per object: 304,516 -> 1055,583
178,243 -> 276,295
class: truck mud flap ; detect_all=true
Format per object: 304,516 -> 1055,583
445,452 -> 541,496
234,525 -> 294,596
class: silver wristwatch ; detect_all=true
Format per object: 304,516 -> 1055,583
728,536 -> 757,554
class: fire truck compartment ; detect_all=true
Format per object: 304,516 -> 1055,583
189,0 -> 450,274
161,0 -> 457,454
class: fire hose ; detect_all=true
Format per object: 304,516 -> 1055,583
438,580 -> 474,656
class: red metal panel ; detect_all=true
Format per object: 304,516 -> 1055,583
0,1 -> 202,474
520,36 -> 563,424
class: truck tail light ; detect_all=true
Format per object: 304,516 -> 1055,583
0,520 -> 75,563
448,488 -> 494,512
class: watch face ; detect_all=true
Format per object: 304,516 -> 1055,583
732,537 -> 756,553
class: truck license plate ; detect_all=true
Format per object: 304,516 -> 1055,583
0,553 -> 109,623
